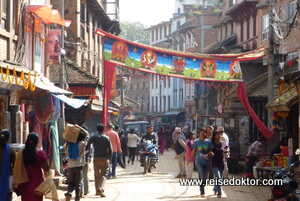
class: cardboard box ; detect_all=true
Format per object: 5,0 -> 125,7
62,124 -> 80,143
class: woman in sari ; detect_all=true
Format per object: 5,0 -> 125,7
157,127 -> 167,155
13,133 -> 49,201
0,129 -> 16,201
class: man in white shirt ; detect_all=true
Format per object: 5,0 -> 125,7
217,126 -> 229,145
217,126 -> 229,179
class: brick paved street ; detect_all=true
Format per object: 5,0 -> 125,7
42,150 -> 270,201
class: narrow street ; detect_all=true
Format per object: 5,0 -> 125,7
45,150 -> 270,201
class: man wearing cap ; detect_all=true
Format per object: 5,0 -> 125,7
174,127 -> 187,178
217,126 -> 229,178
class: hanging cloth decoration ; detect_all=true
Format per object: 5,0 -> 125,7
96,29 -> 269,133
236,82 -> 272,139
96,29 -> 266,82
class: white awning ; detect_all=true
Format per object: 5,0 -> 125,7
35,76 -> 73,94
53,94 -> 86,109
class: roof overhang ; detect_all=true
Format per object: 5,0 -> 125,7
225,0 -> 258,25
265,86 -> 298,112
87,0 -> 120,35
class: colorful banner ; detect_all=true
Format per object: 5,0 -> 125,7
95,29 -> 270,136
47,29 -> 61,65
102,61 -> 116,126
96,29 -> 266,82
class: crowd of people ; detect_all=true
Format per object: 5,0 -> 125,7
0,121 -> 271,200
173,124 -> 230,198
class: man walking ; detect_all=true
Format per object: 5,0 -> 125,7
64,126 -> 88,201
87,123 -> 112,197
174,127 -> 186,178
105,123 -> 122,179
217,126 -> 229,178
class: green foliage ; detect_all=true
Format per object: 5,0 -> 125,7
155,65 -> 172,75
194,4 -> 202,9
183,69 -> 200,79
215,71 -> 230,81
104,52 -> 111,61
125,57 -> 141,69
119,21 -> 150,45
213,8 -> 222,14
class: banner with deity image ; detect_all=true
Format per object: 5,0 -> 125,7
95,29 -> 272,138
96,29 -> 266,82
48,29 -> 61,65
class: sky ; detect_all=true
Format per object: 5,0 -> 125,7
119,0 -> 175,27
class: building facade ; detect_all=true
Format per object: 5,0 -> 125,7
146,0 -> 221,130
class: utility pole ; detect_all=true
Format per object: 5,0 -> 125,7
59,0 -> 65,138
120,68 -> 125,129
267,0 -> 275,129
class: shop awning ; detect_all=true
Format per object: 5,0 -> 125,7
27,5 -> 71,27
164,111 -> 184,115
53,94 -> 86,109
35,76 -> 73,95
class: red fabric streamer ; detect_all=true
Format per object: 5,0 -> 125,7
287,60 -> 294,67
236,82 -> 273,139
102,61 -> 116,126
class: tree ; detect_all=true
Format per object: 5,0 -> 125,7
119,21 -> 150,45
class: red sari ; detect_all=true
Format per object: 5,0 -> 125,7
20,150 -> 47,201
157,130 -> 167,154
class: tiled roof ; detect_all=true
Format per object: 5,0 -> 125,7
49,59 -> 99,86
179,19 -> 196,29
265,86 -> 298,111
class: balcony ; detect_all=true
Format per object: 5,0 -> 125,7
226,0 -> 258,24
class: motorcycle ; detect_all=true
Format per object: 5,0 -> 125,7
139,140 -> 158,174
268,149 -> 300,201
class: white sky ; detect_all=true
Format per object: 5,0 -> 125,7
119,0 -> 175,27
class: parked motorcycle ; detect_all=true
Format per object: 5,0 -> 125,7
268,149 -> 300,201
139,140 -> 158,174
